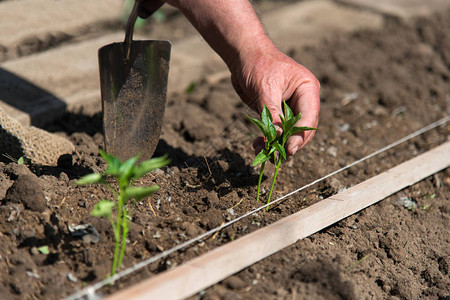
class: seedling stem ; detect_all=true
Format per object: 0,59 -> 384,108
248,102 -> 316,210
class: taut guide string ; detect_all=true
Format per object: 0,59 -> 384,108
66,115 -> 450,300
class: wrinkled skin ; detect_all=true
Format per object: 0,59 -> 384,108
230,43 -> 320,156
138,0 -> 320,156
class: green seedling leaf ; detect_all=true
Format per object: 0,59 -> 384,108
283,114 -> 302,134
133,155 -> 170,179
283,117 -> 295,134
281,103 -> 303,134
119,155 -> 139,182
100,149 -> 122,177
279,114 -> 286,125
79,149 -> 168,277
291,126 -> 318,135
253,150 -> 271,166
38,246 -> 50,255
261,105 -> 273,127
250,101 -> 318,210
185,81 -> 197,94
91,200 -> 115,218
124,186 -> 159,202
248,115 -> 267,137
269,146 -> 277,156
17,156 -> 32,165
283,101 -> 294,122
77,173 -> 103,185
267,123 -> 277,143
272,141 -> 287,160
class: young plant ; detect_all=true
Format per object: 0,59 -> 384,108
77,150 -> 169,276
248,102 -> 316,210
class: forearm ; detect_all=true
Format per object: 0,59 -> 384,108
165,0 -> 275,70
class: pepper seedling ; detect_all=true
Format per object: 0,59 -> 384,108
248,102 -> 316,210
77,150 -> 169,276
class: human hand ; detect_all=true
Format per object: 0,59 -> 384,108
136,0 -> 165,19
230,41 -> 320,157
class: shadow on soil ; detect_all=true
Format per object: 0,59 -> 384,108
155,139 -> 259,193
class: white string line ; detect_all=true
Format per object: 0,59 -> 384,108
66,115 -> 449,300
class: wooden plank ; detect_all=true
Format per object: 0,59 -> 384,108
107,141 -> 450,300
0,0 -> 123,61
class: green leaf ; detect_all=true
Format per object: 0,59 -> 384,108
185,81 -> 197,94
283,101 -> 294,121
119,155 -> 139,182
17,157 -> 24,165
253,150 -> 271,166
261,105 -> 273,128
282,119 -> 293,136
100,149 -> 122,177
133,155 -> 170,179
123,186 -> 159,202
279,114 -> 286,125
273,141 -> 287,160
281,102 -> 303,134
38,246 -> 50,255
91,200 -> 115,218
267,123 -> 277,143
290,126 -> 317,135
292,112 -> 302,126
268,146 -> 277,156
76,173 -> 103,185
247,115 -> 268,137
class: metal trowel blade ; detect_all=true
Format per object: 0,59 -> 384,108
98,40 -> 171,161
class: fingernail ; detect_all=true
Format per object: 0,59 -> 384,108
292,146 -> 299,155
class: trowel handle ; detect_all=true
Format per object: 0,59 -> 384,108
123,1 -> 165,62
123,1 -> 139,62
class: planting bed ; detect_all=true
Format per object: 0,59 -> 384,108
1,9 -> 450,300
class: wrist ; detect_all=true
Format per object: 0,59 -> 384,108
226,33 -> 276,74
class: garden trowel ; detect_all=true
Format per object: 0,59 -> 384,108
98,1 -> 170,161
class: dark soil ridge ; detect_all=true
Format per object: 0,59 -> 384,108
0,9 -> 449,300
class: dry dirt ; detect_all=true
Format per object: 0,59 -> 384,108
0,8 -> 449,300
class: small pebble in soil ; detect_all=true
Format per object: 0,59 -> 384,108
26,271 -> 40,279
223,276 -> 246,290
337,123 -> 350,132
30,247 -> 39,256
68,224 -> 100,244
67,273 -> 78,282
327,146 -> 338,157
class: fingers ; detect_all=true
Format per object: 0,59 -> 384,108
232,74 -> 284,136
285,78 -> 320,156
136,0 -> 164,19
253,137 -> 265,156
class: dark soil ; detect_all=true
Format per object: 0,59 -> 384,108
1,9 -> 449,300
